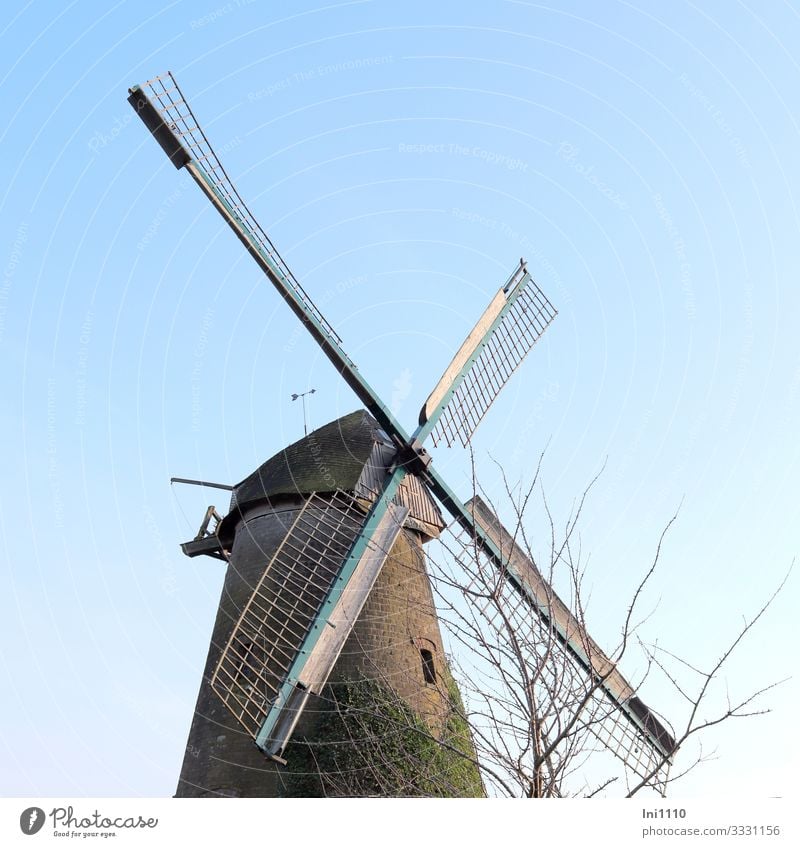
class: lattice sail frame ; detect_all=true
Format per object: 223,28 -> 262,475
420,264 -> 558,448
211,491 -> 367,741
429,516 -> 673,796
131,72 -> 343,351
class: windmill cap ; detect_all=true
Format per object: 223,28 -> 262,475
219,410 -> 444,543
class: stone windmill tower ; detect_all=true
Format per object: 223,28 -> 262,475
129,72 -> 676,798
176,411 -> 481,797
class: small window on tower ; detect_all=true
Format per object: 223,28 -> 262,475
420,648 -> 436,684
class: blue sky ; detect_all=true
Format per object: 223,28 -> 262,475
0,0 -> 797,798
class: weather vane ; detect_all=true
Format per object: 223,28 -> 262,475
291,388 -> 316,436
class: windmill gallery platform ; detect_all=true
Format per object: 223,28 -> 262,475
175,411 -> 483,797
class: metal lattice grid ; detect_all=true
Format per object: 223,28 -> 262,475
433,523 -> 671,794
430,277 -> 557,447
139,72 -> 344,352
211,491 -> 367,740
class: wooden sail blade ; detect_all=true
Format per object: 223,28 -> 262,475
211,483 -> 408,761
457,495 -> 676,772
417,261 -> 557,447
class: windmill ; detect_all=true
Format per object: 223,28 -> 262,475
128,72 -> 676,796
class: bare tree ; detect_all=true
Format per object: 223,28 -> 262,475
299,457 -> 789,798
426,456 -> 790,797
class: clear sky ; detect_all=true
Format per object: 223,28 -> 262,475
0,0 -> 797,798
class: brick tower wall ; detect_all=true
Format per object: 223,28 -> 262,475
175,495 -> 482,797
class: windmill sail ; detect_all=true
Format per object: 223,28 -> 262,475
453,495 -> 675,777
418,261 -> 557,447
128,74 -> 348,356
129,72 -> 411,442
212,488 -> 408,760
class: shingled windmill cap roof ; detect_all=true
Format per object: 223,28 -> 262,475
229,410 -> 388,508
221,410 -> 445,540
